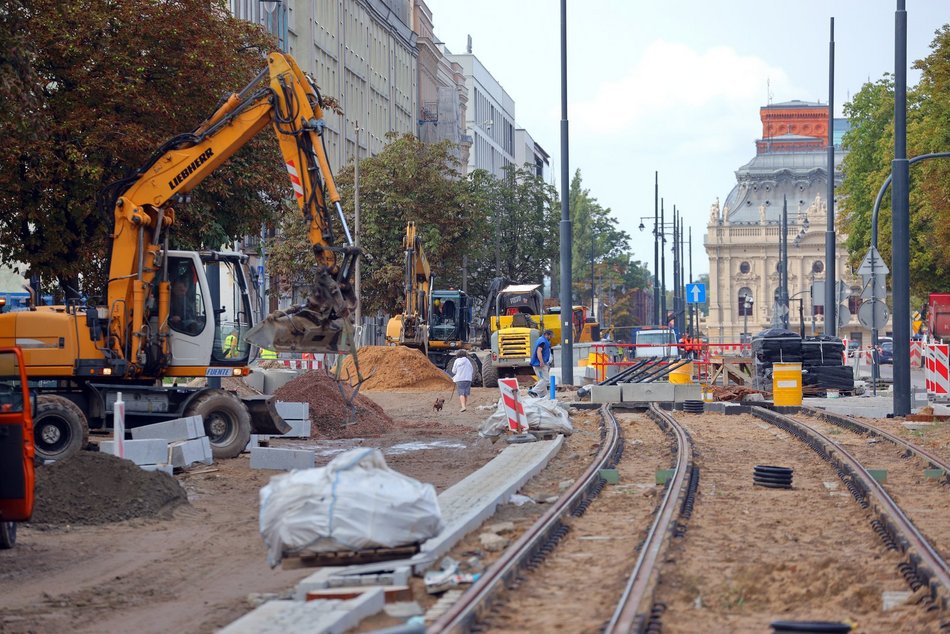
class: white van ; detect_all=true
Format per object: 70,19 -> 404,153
634,328 -> 678,358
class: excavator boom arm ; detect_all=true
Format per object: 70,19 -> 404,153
105,52 -> 357,371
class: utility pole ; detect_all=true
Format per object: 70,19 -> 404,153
688,226 -> 693,338
892,0 -> 911,415
781,195 -> 790,329
824,17 -> 837,336
558,0 -> 574,384
672,206 -> 679,335
654,172 -> 660,324
660,198 -> 667,327
354,123 -> 362,339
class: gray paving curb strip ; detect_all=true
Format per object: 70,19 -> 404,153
219,587 -> 384,634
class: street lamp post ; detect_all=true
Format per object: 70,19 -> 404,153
743,295 -> 754,343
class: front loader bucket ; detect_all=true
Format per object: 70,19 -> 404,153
246,265 -> 355,353
247,313 -> 351,353
240,395 -> 291,435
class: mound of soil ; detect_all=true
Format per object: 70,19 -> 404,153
340,346 -> 454,391
32,451 -> 188,526
273,370 -> 395,438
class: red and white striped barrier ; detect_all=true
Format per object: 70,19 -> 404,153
927,344 -> 949,400
498,378 -> 526,433
911,340 -> 924,367
281,359 -> 324,370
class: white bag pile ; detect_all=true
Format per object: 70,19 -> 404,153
259,448 -> 444,567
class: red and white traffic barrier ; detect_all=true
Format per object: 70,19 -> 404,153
910,340 -> 924,367
281,359 -> 323,371
927,344 -> 949,400
498,378 -> 526,433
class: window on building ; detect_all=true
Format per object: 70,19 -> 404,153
812,260 -> 824,274
738,288 -> 753,316
739,261 -> 750,274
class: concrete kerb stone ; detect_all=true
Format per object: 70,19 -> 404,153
621,383 -> 675,403
590,385 -> 622,404
169,436 -> 213,468
250,446 -> 316,470
139,464 -> 174,476
130,416 -> 204,442
672,384 -> 702,403
295,566 -> 412,600
100,439 -> 169,466
219,587 -> 384,634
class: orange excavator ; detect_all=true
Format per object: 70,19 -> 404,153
0,52 -> 357,460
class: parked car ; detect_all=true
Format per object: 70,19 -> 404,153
878,337 -> 893,364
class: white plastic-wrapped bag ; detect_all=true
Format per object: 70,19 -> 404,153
259,448 -> 444,567
478,396 -> 573,439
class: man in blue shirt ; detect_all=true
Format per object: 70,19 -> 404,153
529,329 -> 554,397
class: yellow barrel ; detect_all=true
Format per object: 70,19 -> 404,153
772,362 -> 803,406
668,362 -> 693,384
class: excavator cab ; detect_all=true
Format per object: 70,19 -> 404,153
162,251 -> 255,370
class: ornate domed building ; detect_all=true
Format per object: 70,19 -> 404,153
704,100 -> 879,346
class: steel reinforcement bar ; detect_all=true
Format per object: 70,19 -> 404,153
604,403 -> 697,634
802,406 -> 950,479
751,406 -> 950,611
426,404 -> 625,633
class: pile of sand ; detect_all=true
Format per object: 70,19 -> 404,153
273,370 -> 394,438
340,346 -> 454,391
32,452 -> 188,526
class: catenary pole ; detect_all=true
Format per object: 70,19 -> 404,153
824,17 -> 837,336
892,0 -> 910,415
559,0 -> 574,384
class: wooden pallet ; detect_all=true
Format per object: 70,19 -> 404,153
281,543 -> 421,569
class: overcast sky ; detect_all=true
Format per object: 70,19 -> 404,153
423,0 -> 947,280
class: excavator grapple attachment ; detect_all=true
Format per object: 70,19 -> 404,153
246,266 -> 355,353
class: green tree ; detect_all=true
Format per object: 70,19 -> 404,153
0,0 -> 283,295
269,134 -> 487,315
839,25 -> 950,298
464,165 -> 560,300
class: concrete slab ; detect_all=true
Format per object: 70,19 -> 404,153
139,464 -> 174,476
673,384 -> 702,403
276,401 -> 309,421
169,436 -> 213,468
244,371 -> 265,393
250,446 -> 315,471
295,566 -> 411,600
219,587 -> 384,634
262,370 -> 299,395
244,434 -> 270,453
621,383 -> 674,403
101,439 -> 168,466
280,418 -> 311,438
130,416 -> 203,442
590,385 -> 621,404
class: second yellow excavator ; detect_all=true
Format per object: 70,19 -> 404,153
386,222 -> 431,352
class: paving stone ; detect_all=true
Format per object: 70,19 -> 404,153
219,588 -> 384,634
130,416 -> 204,442
250,446 -> 315,471
169,436 -> 213,468
295,566 -> 411,600
100,439 -> 168,466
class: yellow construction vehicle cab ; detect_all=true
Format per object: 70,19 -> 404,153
0,52 -> 357,460
476,284 -> 561,387
427,289 -> 474,370
386,222 -> 431,351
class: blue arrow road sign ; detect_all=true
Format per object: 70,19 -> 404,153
685,283 -> 706,304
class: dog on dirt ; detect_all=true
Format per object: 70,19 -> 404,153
432,397 -> 445,412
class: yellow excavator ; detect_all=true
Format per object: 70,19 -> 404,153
386,222 -> 431,352
0,52 -> 357,460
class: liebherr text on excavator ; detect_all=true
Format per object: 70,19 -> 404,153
0,52 -> 358,460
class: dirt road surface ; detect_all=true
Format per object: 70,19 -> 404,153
0,387 -> 505,634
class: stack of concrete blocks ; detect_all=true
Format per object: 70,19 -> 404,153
131,415 -> 213,471
589,383 -> 702,404
244,401 -> 311,453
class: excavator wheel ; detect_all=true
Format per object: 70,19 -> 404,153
33,395 -> 89,462
185,389 -> 251,460
469,355 -> 483,388
0,521 -> 16,549
480,356 -> 499,388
